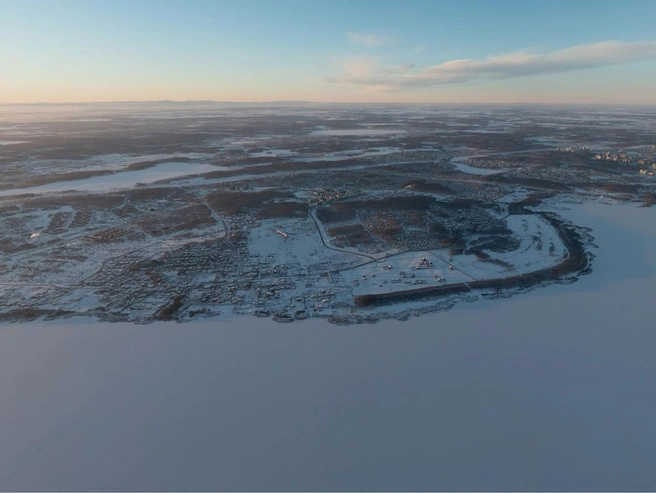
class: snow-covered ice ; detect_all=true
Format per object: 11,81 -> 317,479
0,161 -> 224,196
0,140 -> 30,145
451,157 -> 507,175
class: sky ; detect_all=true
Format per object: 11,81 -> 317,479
2,0 -> 656,104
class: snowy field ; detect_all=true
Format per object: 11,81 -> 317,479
341,252 -> 473,296
247,217 -> 363,271
253,212 -> 567,299
449,214 -> 568,280
291,146 -> 402,162
1,201 -> 655,490
310,128 -> 407,136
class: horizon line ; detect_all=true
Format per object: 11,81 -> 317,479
2,99 -> 655,107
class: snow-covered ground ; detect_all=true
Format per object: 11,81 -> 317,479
451,160 -> 506,175
247,218 -> 363,270
454,214 -> 567,279
310,128 -> 407,137
248,149 -> 298,158
333,213 -> 566,296
291,146 -> 402,162
340,252 -> 473,296
0,201 -> 655,490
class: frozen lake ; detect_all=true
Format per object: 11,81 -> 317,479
0,161 -> 222,196
0,140 -> 29,146
0,201 -> 655,490
451,156 -> 506,175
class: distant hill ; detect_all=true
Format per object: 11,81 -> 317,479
1,100 -> 315,106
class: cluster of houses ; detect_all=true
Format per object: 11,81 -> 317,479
559,145 -> 656,178
559,146 -> 590,152
594,151 -> 636,163
593,150 -> 656,166
307,188 -> 362,206
639,163 -> 656,176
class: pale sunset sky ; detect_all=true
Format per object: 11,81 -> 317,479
2,0 -> 656,104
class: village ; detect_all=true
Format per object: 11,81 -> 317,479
0,174 -> 583,325
1,103 -> 655,323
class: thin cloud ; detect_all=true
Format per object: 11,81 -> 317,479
347,32 -> 389,47
327,40 -> 656,90
324,56 -> 415,91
